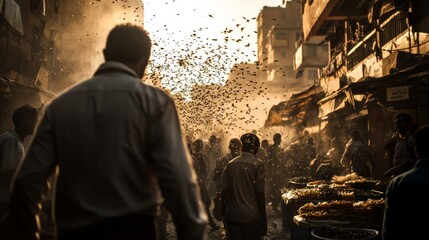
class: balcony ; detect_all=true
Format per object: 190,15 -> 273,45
302,0 -> 370,40
347,11 -> 408,70
294,42 -> 329,71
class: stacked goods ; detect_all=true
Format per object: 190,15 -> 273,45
353,198 -> 385,223
282,188 -> 354,202
307,180 -> 330,187
332,173 -> 363,184
298,200 -> 354,220
298,199 -> 385,222
345,179 -> 380,190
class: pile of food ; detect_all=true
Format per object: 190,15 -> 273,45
307,180 -> 330,187
332,173 -> 363,184
282,188 -> 354,202
345,179 -> 380,190
298,198 -> 385,222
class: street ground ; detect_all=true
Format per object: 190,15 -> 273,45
164,205 -> 290,240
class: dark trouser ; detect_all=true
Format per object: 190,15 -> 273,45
60,214 -> 156,240
225,218 -> 262,240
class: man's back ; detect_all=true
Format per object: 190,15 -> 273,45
4,62 -> 207,239
222,152 -> 264,223
383,160 -> 429,239
49,62 -> 170,228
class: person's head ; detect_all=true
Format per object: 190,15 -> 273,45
414,126 -> 429,159
228,138 -> 242,157
394,112 -> 412,134
103,23 -> 152,78
192,139 -> 204,153
240,133 -> 260,155
261,139 -> 269,149
209,135 -> 217,144
350,129 -> 362,141
273,133 -> 281,145
12,104 -> 38,138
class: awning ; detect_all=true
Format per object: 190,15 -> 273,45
318,59 -> 429,119
265,85 -> 325,127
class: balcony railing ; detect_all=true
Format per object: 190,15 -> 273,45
347,11 -> 408,70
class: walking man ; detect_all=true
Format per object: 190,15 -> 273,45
221,133 -> 267,240
1,24 -> 207,240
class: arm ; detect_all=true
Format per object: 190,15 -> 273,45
220,166 -> 228,217
1,108 -> 57,240
255,164 -> 267,237
256,193 -> 267,237
148,97 -> 207,240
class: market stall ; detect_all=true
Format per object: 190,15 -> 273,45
280,173 -> 386,240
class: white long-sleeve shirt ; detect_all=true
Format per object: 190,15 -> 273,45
3,62 -> 207,239
0,130 -> 24,203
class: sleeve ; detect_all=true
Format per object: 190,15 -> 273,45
340,143 -> 352,166
382,179 -> 398,240
212,156 -> 225,181
148,97 -> 207,240
1,107 -> 57,240
255,163 -> 265,193
0,135 -> 22,170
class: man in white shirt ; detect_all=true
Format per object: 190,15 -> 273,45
0,104 -> 38,221
1,24 -> 207,240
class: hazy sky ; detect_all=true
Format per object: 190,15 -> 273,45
142,0 -> 284,95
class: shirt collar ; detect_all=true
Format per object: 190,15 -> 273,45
10,130 -> 24,143
241,151 -> 256,157
94,61 -> 139,78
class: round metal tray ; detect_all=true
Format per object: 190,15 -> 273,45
311,226 -> 379,240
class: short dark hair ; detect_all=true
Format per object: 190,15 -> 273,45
240,133 -> 260,154
228,138 -> 241,151
350,129 -> 362,141
104,23 -> 151,64
12,104 -> 38,128
414,126 -> 429,159
394,112 -> 412,124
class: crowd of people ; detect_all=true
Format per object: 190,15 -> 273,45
0,23 -> 428,240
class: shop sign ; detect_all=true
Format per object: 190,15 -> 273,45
386,85 -> 409,101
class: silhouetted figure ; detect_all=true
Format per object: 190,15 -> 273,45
326,136 -> 346,175
205,135 -> 221,176
222,133 -> 267,240
266,133 -> 283,213
190,142 -> 219,232
211,138 -> 241,223
382,126 -> 429,240
192,139 -> 208,181
340,130 -> 375,178
0,105 -> 38,221
284,136 -> 306,178
384,112 -> 417,178
0,24 -> 207,240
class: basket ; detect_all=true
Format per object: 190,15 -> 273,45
311,226 -> 379,240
